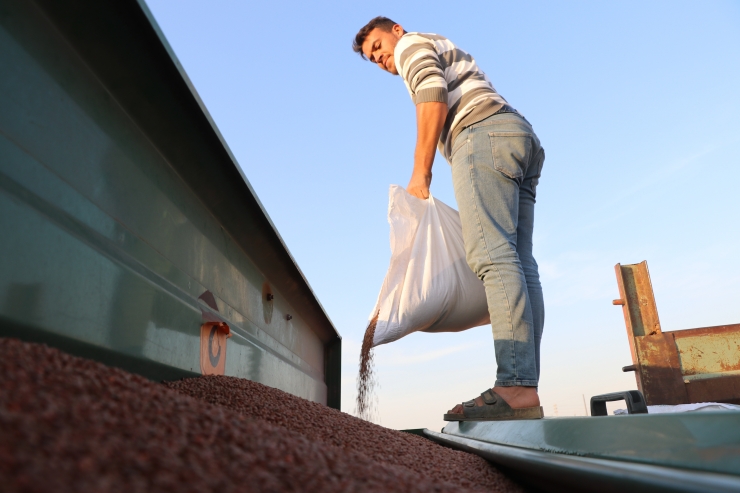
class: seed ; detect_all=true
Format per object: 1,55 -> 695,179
0,338 -> 523,493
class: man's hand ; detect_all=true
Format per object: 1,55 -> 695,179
409,101 -> 448,200
407,169 -> 432,199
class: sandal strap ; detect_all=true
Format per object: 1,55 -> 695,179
462,390 -> 499,408
481,389 -> 498,405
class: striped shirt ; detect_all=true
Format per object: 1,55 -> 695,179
394,32 -> 513,162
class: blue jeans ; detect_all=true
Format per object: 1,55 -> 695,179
450,111 -> 545,387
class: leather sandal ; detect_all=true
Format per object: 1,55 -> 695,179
443,389 -> 544,421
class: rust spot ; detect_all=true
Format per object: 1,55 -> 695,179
200,322 -> 231,375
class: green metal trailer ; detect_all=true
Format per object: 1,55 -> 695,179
0,0 -> 341,408
426,411 -> 740,492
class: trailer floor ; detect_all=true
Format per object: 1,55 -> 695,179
0,338 -> 524,493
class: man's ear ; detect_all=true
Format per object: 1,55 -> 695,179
392,24 -> 404,38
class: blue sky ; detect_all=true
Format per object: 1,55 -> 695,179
145,0 -> 740,429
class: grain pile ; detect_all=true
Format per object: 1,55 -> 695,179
167,375 -> 522,493
0,338 -> 524,493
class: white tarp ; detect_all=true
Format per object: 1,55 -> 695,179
614,402 -> 740,415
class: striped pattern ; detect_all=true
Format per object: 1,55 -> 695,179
394,33 -> 512,161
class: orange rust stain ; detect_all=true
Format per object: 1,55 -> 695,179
200,322 -> 231,376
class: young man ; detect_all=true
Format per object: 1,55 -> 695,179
353,17 -> 545,420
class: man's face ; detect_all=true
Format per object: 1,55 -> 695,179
361,24 -> 405,75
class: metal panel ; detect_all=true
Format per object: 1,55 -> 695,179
633,333 -> 688,405
0,0 -> 340,407
674,324 -> 740,377
441,413 -> 740,477
684,376 -> 740,405
674,326 -> 740,404
426,429 -> 740,493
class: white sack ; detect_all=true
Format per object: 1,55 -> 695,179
370,185 -> 490,347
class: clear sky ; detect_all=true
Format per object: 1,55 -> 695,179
144,0 -> 740,429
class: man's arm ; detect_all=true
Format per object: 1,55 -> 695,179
407,101 -> 448,199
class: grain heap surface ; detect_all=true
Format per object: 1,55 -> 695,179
167,375 -> 523,493
0,338 -> 524,493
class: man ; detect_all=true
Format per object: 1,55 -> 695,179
353,17 -> 545,421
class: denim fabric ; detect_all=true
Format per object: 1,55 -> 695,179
450,112 -> 545,387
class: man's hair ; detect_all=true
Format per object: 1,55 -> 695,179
352,16 -> 398,59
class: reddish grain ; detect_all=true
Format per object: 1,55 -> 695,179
167,378 -> 523,492
0,338 -> 524,493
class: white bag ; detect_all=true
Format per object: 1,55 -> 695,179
370,185 -> 490,347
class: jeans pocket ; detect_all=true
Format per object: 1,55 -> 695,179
489,131 -> 532,181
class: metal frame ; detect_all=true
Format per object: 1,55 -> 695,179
614,261 -> 740,405
439,413 -> 740,476
425,429 -> 740,493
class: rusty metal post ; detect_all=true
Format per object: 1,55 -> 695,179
613,262 -> 688,405
613,261 -> 660,392
614,261 -> 662,339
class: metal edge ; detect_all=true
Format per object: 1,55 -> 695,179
423,429 -> 740,493
132,0 -> 340,342
0,319 -> 200,383
323,337 -> 341,410
28,0 -> 340,343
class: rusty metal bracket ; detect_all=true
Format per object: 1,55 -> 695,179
613,261 -> 740,405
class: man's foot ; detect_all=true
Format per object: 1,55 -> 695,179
447,386 -> 539,415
